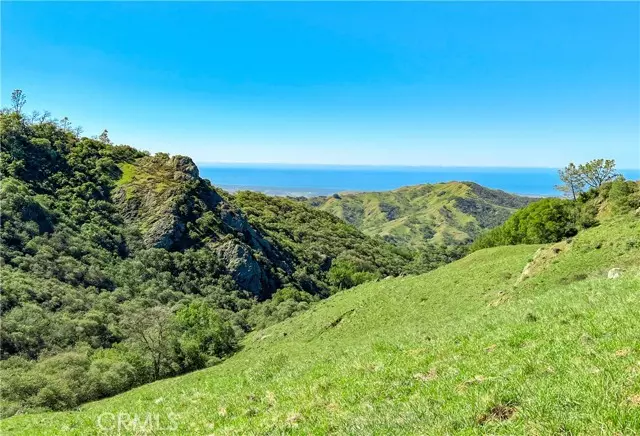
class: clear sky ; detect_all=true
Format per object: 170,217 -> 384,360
2,2 -> 639,168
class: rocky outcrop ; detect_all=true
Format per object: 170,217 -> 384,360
215,240 -> 267,296
112,153 -> 284,297
144,214 -> 187,250
112,157 -> 192,249
170,155 -> 199,181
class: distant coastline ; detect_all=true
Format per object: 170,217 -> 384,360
201,164 -> 640,198
218,184 -> 338,198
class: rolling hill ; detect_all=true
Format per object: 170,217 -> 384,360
306,182 -> 535,248
0,110 -> 410,417
4,215 -> 639,434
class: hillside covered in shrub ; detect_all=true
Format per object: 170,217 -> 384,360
306,182 -> 534,249
4,204 -> 638,434
471,179 -> 640,251
3,103 -> 632,420
0,109 -> 412,414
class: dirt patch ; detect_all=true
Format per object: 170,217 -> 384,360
488,290 -> 509,307
413,368 -> 438,382
615,348 -> 631,358
628,394 -> 640,407
286,412 -> 303,426
457,375 -> 489,392
477,403 -> 518,424
465,375 -> 487,385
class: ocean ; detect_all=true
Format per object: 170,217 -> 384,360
198,164 -> 640,198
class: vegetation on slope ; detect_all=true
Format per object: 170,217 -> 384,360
2,92 -> 637,429
471,178 -> 640,251
0,101 -> 409,415
232,191 -> 410,292
306,181 -> 534,249
3,216 -> 638,434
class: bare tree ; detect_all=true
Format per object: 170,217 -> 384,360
30,110 -> 52,124
29,110 -> 41,124
59,116 -> 71,132
10,90 -> 27,113
98,129 -> 112,144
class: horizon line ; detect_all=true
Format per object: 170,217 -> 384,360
195,161 -> 640,171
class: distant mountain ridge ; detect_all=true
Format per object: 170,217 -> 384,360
306,182 -> 536,248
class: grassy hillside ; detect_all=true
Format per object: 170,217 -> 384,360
0,110 -> 410,415
5,216 -> 639,435
307,182 -> 534,248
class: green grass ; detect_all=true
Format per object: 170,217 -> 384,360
3,218 -> 639,435
115,163 -> 136,187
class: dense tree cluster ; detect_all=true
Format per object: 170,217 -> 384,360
472,173 -> 639,251
1,91 -> 576,416
232,191 -> 413,294
0,107 -> 250,415
0,98 -> 416,415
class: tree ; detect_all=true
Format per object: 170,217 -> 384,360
59,117 -> 71,132
121,306 -> 177,380
173,302 -> 237,371
577,159 -> 618,189
29,110 -> 51,124
98,129 -> 112,144
10,90 -> 26,114
327,258 -> 379,290
556,163 -> 585,200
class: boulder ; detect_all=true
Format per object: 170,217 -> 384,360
608,268 -> 622,279
516,242 -> 571,285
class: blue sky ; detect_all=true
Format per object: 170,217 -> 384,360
2,2 -> 639,168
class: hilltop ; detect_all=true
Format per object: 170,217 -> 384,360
306,182 -> 535,249
3,215 -> 638,434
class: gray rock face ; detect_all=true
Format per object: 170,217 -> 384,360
608,268 -> 622,279
220,207 -> 250,234
170,155 -> 199,181
145,214 -> 186,249
112,153 -> 284,296
215,240 -> 265,295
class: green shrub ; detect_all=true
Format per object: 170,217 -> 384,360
327,258 -> 380,290
471,198 -> 577,250
246,287 -> 317,329
173,302 -> 238,372
608,178 -> 640,213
